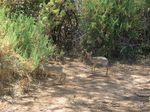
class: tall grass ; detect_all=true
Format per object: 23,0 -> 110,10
0,8 -> 56,68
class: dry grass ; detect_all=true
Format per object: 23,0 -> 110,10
0,43 -> 33,96
0,43 -> 64,96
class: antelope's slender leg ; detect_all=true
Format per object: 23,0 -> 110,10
93,63 -> 96,74
91,64 -> 94,74
60,73 -> 66,84
106,66 -> 109,76
91,65 -> 93,73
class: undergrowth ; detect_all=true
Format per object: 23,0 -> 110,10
0,7 -> 56,96
80,0 -> 150,60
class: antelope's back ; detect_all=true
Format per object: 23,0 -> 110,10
40,63 -> 64,74
92,56 -> 108,66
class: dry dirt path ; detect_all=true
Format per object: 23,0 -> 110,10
0,59 -> 150,112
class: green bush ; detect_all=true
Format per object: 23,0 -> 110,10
80,0 -> 148,60
39,0 -> 78,53
0,0 -> 79,54
0,8 -> 56,68
1,0 -> 149,60
0,0 -> 41,17
143,0 -> 150,53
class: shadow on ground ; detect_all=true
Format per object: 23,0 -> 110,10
0,59 -> 150,112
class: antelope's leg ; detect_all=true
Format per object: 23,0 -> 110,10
93,66 -> 95,73
60,73 -> 66,84
53,74 -> 60,85
91,64 -> 95,74
93,65 -> 94,73
92,64 -> 96,74
91,65 -> 93,73
53,73 -> 66,85
106,66 -> 109,76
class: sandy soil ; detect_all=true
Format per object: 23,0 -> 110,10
0,59 -> 150,112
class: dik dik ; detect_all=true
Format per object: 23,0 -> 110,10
84,50 -> 109,76
38,58 -> 66,85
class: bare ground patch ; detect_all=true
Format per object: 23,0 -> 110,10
0,59 -> 150,112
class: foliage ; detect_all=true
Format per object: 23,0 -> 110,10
142,0 -> 150,54
39,0 -> 79,54
80,0 -> 149,60
0,0 -> 41,17
0,8 -> 56,68
0,0 -> 79,55
0,0 -> 149,60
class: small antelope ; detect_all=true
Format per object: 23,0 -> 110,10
84,50 -> 109,76
37,58 -> 66,85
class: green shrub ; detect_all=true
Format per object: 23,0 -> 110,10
0,0 -> 41,17
0,8 -> 56,68
80,0 -> 147,60
39,0 -> 78,53
0,0 -> 79,54
142,0 -> 150,54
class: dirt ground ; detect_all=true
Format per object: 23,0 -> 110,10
0,59 -> 150,112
